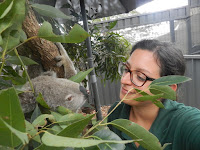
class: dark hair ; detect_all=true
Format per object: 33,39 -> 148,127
130,39 -> 186,77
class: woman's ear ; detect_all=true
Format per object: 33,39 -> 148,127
170,84 -> 177,91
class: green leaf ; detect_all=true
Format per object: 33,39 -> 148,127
106,21 -> 117,30
6,56 -> 38,65
56,106 -> 72,115
0,78 -> 12,88
0,0 -> 25,35
162,143 -> 171,150
31,4 -> 72,20
134,94 -> 164,102
150,85 -> 176,100
30,104 -> 42,123
2,32 -> 20,50
152,100 -> 165,108
41,132 -> 133,148
0,0 -> 14,19
0,145 -> 14,150
69,68 -> 94,83
49,125 -> 63,135
38,22 -> 90,43
93,129 -> 126,150
0,117 -> 28,145
108,119 -> 163,150
50,111 -> 63,122
0,87 -> 26,147
36,93 -> 50,109
135,89 -> 150,96
25,120 -> 41,143
150,75 -> 191,86
58,114 -> 95,138
32,114 -> 55,128
35,112 -> 91,150
58,113 -> 86,129
19,28 -> 27,42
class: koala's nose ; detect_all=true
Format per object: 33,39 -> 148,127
79,85 -> 89,99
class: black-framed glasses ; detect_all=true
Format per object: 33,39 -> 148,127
118,62 -> 155,87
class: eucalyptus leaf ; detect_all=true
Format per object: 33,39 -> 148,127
2,33 -> 20,50
69,68 -> 94,83
56,106 -> 72,115
19,28 -> 27,42
49,125 -> 63,135
0,0 -> 14,19
108,119 -> 163,150
25,120 -> 41,143
0,88 -> 26,147
34,114 -> 94,149
135,89 -> 149,96
150,75 -> 191,86
134,94 -> 164,102
58,114 -> 95,138
93,129 -> 126,150
6,56 -> 38,65
51,111 -> 63,122
38,22 -> 89,43
0,78 -> 12,88
0,0 -> 25,35
36,93 -> 50,109
31,4 -> 72,20
32,114 -> 55,128
41,132 -> 133,148
31,104 -> 42,123
150,85 -> 176,100
0,117 -> 28,146
152,100 -> 165,108
58,113 -> 86,129
0,145 -> 14,150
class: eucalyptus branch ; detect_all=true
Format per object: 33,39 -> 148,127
14,48 -> 34,93
83,88 -> 135,137
6,36 -> 38,55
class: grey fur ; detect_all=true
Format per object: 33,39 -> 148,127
19,72 -> 86,113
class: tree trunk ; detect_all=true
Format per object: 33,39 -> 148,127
22,9 -> 65,78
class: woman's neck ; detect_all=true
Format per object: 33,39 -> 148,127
129,104 -> 160,130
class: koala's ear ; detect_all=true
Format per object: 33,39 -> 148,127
65,94 -> 73,101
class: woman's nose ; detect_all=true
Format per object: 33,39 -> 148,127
121,72 -> 132,85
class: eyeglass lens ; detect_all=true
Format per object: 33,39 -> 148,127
118,62 -> 148,87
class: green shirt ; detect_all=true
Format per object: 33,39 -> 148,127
107,100 -> 200,150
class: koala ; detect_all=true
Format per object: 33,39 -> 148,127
19,43 -> 88,113
19,71 -> 87,113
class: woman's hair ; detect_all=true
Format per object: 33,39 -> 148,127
130,39 -> 186,77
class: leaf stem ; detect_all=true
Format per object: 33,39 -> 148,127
6,36 -> 38,55
83,88 -> 135,137
14,48 -> 34,93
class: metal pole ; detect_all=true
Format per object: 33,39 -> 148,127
170,20 -> 175,43
80,0 -> 102,120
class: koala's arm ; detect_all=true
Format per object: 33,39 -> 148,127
55,42 -> 77,79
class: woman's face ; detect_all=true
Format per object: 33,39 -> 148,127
120,49 -> 161,106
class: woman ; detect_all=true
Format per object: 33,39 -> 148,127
107,39 -> 200,150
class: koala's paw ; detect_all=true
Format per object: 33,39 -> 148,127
42,71 -> 57,77
54,55 -> 65,67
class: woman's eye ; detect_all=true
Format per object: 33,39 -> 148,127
137,75 -> 146,82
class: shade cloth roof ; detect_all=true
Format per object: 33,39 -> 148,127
55,0 -> 152,19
